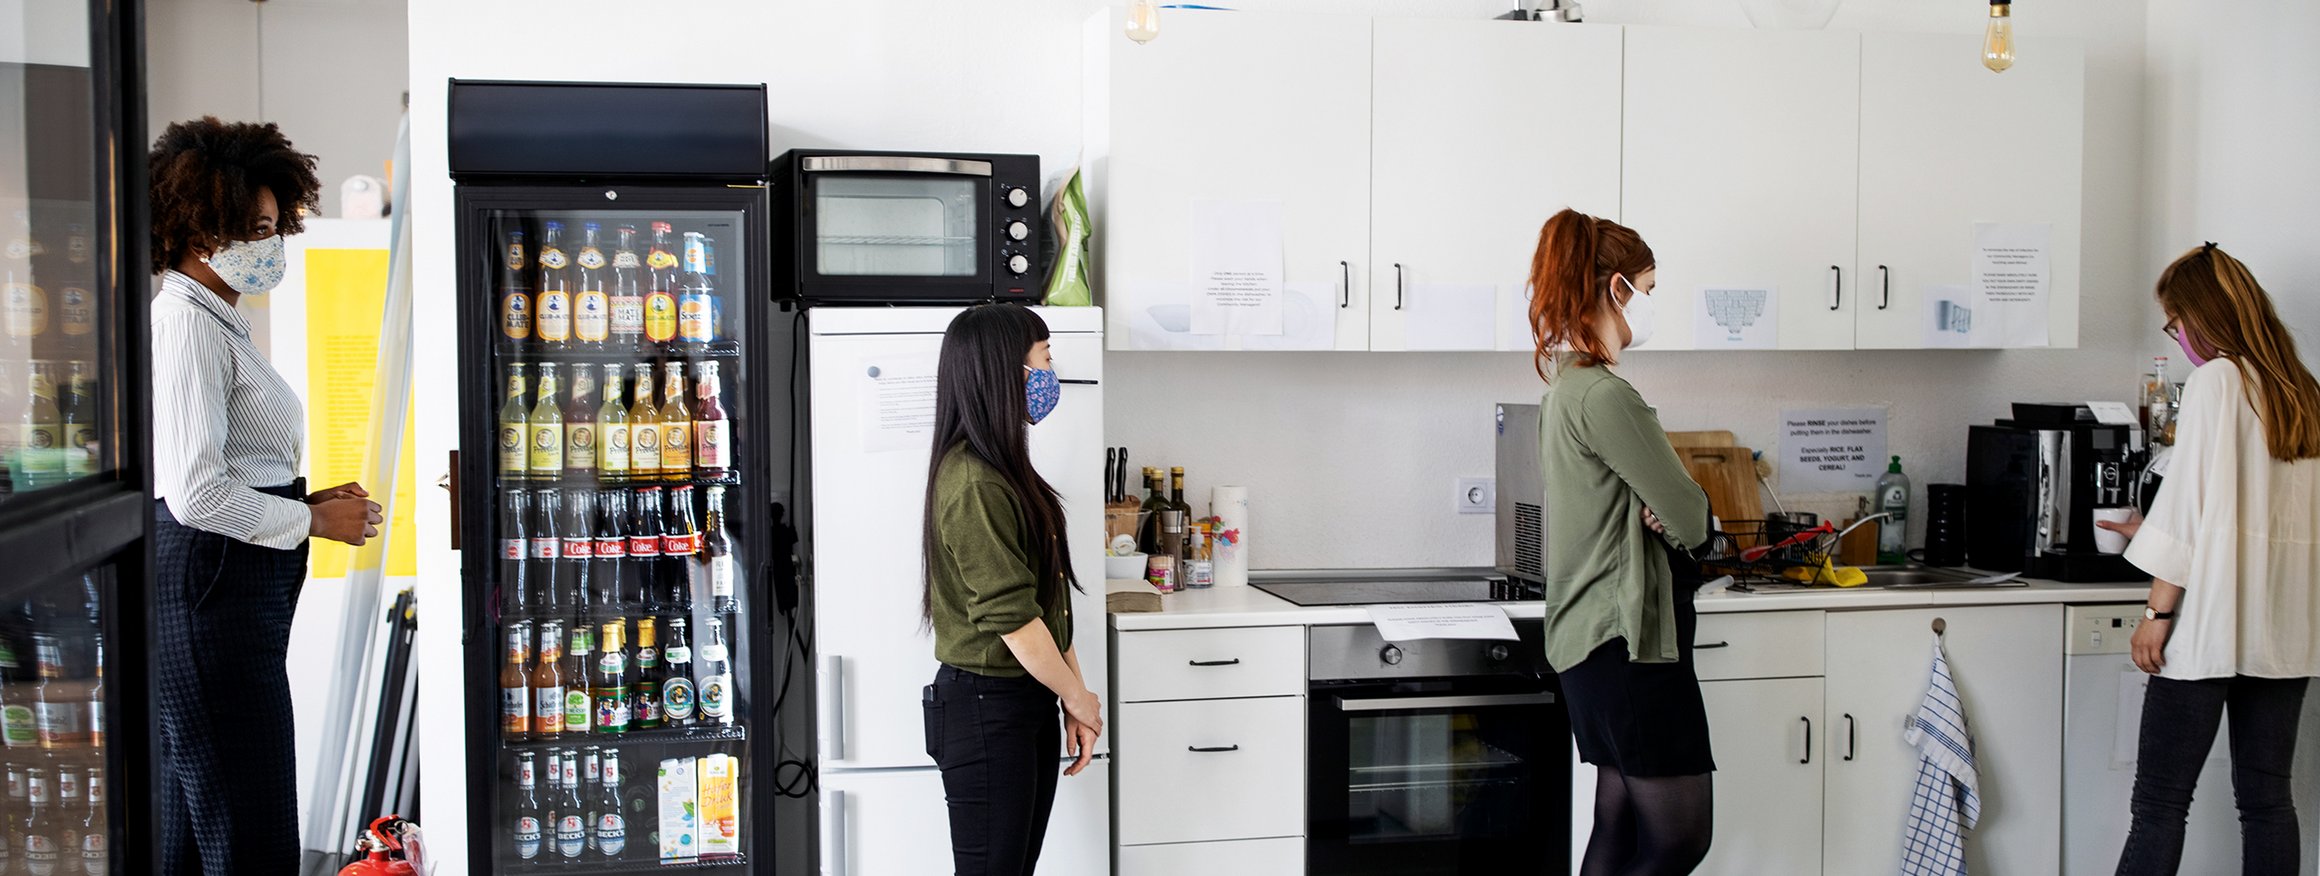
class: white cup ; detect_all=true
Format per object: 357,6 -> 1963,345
2091,508 -> 2135,554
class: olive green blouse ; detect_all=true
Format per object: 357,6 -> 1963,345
928,444 -> 1074,677
1538,362 -> 1712,673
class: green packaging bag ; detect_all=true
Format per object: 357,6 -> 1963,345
1042,167 -> 1093,307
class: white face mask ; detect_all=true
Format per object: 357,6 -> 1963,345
1616,275 -> 1656,349
201,234 -> 287,297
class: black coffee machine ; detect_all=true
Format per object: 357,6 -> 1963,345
1965,403 -> 2145,582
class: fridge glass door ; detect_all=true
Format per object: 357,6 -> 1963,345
478,204 -> 753,870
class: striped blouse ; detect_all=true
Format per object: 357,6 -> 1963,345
152,270 -> 310,549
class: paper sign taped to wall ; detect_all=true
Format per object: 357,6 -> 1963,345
1367,603 -> 1520,642
859,353 -> 939,453
1189,200 -> 1284,336
1778,407 -> 1889,494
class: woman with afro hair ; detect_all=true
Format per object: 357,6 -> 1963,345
147,117 -> 379,875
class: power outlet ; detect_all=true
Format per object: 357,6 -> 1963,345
1457,478 -> 1495,515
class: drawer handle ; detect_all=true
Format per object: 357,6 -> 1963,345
1187,745 -> 1241,753
1800,716 -> 1812,764
1843,713 -> 1857,762
1187,658 -> 1241,667
1694,641 -> 1731,650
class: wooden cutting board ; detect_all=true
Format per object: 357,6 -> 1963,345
1673,445 -> 1763,542
1666,430 -> 1737,448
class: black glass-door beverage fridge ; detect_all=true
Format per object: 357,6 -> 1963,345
449,80 -> 777,873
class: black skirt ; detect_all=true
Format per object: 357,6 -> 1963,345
1555,544 -> 1716,778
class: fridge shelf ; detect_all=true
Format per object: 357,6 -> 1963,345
494,471 -> 742,491
502,724 -> 748,752
511,854 -> 750,874
491,340 -> 745,363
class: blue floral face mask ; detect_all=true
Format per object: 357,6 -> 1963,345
201,234 -> 287,297
1024,365 -> 1061,425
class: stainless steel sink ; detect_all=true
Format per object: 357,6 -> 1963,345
1855,565 -> 2013,588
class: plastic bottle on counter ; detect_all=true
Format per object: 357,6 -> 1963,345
1875,456 -> 1911,565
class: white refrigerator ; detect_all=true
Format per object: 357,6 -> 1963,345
785,306 -> 1110,875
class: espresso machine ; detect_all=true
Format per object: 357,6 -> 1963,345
1965,403 -> 2145,582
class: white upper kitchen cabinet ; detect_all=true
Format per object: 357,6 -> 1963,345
1367,19 -> 1624,352
1091,8 -> 1372,351
1823,605 -> 2064,875
1621,26 -> 1861,351
1854,32 -> 2085,349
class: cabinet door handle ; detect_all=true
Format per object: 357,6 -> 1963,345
828,789 -> 849,876
1394,263 -> 1406,311
1842,712 -> 1857,762
1877,265 -> 1891,310
1800,716 -> 1813,764
1340,260 -> 1352,309
1829,265 -> 1843,311
1694,641 -> 1731,650
1187,658 -> 1241,667
824,655 -> 847,761
1187,744 -> 1242,753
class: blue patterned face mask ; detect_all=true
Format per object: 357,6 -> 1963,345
1024,365 -> 1061,425
201,233 -> 287,296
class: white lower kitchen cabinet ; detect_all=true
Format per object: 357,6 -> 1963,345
1696,677 -> 1825,876
1118,837 -> 1305,875
1116,696 -> 1307,846
819,759 -> 1111,876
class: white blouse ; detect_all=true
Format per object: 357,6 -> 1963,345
151,270 -> 311,549
2125,358 -> 2320,680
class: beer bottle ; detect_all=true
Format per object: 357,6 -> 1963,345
665,486 -> 701,613
559,490 -> 594,619
579,744 -> 602,853
657,363 -> 691,482
0,648 -> 33,750
632,618 -> 662,731
538,747 -> 567,857
552,749 -> 587,861
593,622 -> 630,735
500,622 -> 529,741
594,747 -> 629,861
572,221 -> 610,351
562,624 -> 593,736
627,364 -> 661,478
699,617 -> 733,726
530,621 -> 563,740
564,365 -> 599,477
693,361 -> 729,479
84,636 -> 102,753
53,763 -> 78,865
498,227 -> 532,351
528,363 -> 564,483
32,636 -> 83,749
3,762 -> 21,859
609,226 -> 645,353
705,486 -> 738,616
509,751 -> 544,862
19,768 -> 54,876
497,364 -> 529,481
18,366 -> 62,490
660,617 -> 696,728
678,232 -> 716,348
498,488 -> 531,617
630,487 -> 665,615
530,489 -> 562,616
60,362 -> 94,479
642,222 -> 680,355
593,488 -> 628,611
596,364 -> 630,485
76,767 -> 101,875
535,220 -> 573,352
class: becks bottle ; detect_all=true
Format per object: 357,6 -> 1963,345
552,750 -> 587,861
509,751 -> 544,861
594,748 -> 629,861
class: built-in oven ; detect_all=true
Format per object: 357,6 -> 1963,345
771,149 -> 1044,303
1308,620 -> 1570,875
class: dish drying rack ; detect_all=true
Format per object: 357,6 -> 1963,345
1700,514 -> 1889,590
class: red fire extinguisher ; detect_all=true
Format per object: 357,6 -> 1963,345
337,816 -> 420,876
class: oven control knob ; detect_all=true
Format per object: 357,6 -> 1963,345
1007,220 -> 1031,242
1379,645 -> 1403,666
1007,253 -> 1031,276
1005,186 -> 1031,209
1488,644 -> 1512,663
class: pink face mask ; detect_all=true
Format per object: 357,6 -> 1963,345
2174,323 -> 2210,367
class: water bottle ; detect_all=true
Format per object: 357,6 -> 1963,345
1875,456 -> 1911,564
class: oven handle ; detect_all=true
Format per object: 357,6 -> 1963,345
802,155 -> 995,176
1335,692 -> 1555,712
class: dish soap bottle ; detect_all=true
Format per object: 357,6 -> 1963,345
1875,456 -> 1911,564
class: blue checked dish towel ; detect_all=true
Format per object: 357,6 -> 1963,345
1900,633 -> 1981,876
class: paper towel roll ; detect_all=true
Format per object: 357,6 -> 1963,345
1211,485 -> 1250,588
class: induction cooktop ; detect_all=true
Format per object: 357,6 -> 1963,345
1252,577 -> 1540,607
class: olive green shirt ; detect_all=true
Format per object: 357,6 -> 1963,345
929,444 -> 1074,677
1538,362 -> 1712,673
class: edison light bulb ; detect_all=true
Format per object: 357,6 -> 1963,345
1982,0 -> 2015,73
1126,0 -> 1161,44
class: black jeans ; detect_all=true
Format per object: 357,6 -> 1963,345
925,664 -> 1063,876
2117,674 -> 2311,876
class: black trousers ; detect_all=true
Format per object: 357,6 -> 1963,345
2117,673 -> 2311,876
154,488 -> 307,876
925,664 -> 1063,876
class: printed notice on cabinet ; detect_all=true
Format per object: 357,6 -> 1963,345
1922,284 -> 1981,348
860,353 -> 939,453
1972,222 -> 2052,347
1694,287 -> 1778,349
1778,407 -> 1888,494
1189,200 -> 1284,336
1367,603 -> 1520,642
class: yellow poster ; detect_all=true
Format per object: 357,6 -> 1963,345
304,248 -> 417,578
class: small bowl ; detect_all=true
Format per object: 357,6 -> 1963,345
1105,552 -> 1150,581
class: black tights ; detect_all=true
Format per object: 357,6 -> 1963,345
1580,766 -> 1714,876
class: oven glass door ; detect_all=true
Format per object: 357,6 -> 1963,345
808,174 -> 988,279
1310,682 -> 1568,875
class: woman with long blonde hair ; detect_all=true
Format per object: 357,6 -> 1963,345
2106,244 -> 2320,875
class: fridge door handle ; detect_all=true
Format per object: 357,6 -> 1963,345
828,789 -> 849,876
823,655 -> 846,761
444,450 -> 461,550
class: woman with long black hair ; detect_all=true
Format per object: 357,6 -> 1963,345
919,303 -> 1102,876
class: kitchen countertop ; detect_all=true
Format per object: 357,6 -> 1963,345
1108,577 -> 2152,631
